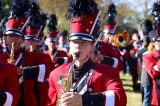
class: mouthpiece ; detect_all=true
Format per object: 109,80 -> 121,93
74,52 -> 80,59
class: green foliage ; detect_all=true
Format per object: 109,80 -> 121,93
0,0 -> 11,19
38,0 -> 70,31
37,0 -> 153,34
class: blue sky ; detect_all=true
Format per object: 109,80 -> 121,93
103,0 -> 157,13
127,0 -> 157,12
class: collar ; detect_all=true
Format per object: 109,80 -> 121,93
73,58 -> 94,82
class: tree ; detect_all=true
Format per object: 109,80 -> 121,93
37,0 -> 154,34
0,0 -> 11,19
38,0 -> 70,31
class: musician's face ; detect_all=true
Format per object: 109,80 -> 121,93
69,40 -> 94,61
154,41 -> 160,51
6,34 -> 23,52
45,38 -> 57,50
24,39 -> 38,52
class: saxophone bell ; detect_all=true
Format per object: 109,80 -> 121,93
29,44 -> 33,52
7,42 -> 15,64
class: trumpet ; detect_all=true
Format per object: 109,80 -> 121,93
113,32 -> 130,47
56,52 -> 80,106
7,42 -> 15,64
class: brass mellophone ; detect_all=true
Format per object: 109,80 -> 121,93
113,32 -> 130,47
56,52 -> 80,106
7,42 -> 15,64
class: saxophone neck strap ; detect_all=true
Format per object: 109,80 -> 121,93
71,69 -> 94,95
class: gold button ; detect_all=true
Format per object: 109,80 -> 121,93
88,88 -> 92,92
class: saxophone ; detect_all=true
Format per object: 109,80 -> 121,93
56,52 -> 80,106
7,42 -> 15,64
29,44 -> 33,52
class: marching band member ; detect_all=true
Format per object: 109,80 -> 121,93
0,1 -> 54,106
143,2 -> 160,105
92,3 -> 124,72
138,19 -> 153,106
57,30 -> 69,53
24,8 -> 55,106
48,0 -> 127,106
44,14 -> 69,67
0,63 -> 20,106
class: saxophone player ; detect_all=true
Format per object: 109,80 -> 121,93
47,0 -> 127,106
0,1 -> 55,106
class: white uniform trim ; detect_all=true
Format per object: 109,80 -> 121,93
79,84 -> 87,95
105,90 -> 115,106
2,48 -> 6,53
120,49 -> 126,56
15,53 -> 23,66
153,65 -> 160,72
90,11 -> 101,35
19,76 -> 23,84
4,92 -> 13,106
63,57 -> 68,64
103,29 -> 109,33
77,69 -> 94,95
112,58 -> 118,68
57,31 -> 62,37
142,51 -> 151,56
38,64 -> 46,82
62,47 -> 68,53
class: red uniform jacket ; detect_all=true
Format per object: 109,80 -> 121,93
47,62 -> 127,106
98,40 -> 124,71
0,63 -> 20,106
143,50 -> 160,106
0,50 -> 54,106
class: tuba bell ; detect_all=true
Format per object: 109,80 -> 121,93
113,32 -> 130,47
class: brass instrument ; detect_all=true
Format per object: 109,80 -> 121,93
7,42 -> 15,64
56,52 -> 80,106
113,32 -> 130,47
29,44 -> 33,52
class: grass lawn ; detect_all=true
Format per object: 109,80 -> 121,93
120,73 -> 142,106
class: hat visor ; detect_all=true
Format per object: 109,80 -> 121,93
49,38 -> 57,42
103,29 -> 114,35
25,35 -> 39,41
156,37 -> 160,41
68,34 -> 94,42
5,29 -> 24,37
